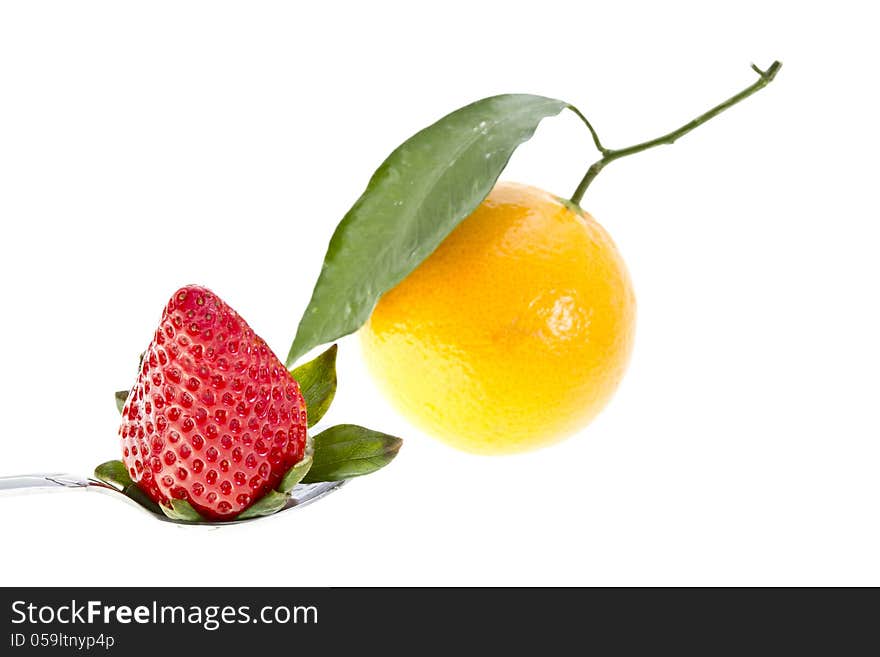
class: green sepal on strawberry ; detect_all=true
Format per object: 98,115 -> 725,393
110,285 -> 402,523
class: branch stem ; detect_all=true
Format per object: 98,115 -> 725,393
569,61 -> 781,206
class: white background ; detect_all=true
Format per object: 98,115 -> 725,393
1,1 -> 878,586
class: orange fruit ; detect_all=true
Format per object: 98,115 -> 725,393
360,182 -> 636,454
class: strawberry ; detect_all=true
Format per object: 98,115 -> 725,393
118,285 -> 308,520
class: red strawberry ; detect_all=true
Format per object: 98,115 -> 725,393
119,285 -> 308,520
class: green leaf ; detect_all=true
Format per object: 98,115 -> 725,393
235,489 -> 290,520
303,424 -> 403,483
278,453 -> 313,493
93,459 -> 163,515
290,344 -> 337,427
94,460 -> 133,490
159,499 -> 206,523
286,94 -> 570,365
115,390 -> 129,414
123,486 -> 163,515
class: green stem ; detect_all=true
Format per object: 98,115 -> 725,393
569,60 -> 782,206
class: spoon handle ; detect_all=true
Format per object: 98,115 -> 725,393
0,473 -> 92,492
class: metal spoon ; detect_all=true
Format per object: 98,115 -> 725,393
0,473 -> 345,526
